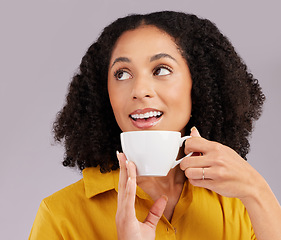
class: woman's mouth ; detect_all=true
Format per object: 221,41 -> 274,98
130,111 -> 163,120
129,110 -> 163,129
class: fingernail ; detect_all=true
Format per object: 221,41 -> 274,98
190,126 -> 197,132
126,160 -> 129,165
116,151 -> 120,162
190,126 -> 201,136
162,195 -> 168,201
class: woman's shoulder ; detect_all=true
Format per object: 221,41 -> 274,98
42,178 -> 85,206
30,169 -> 119,239
42,167 -> 118,208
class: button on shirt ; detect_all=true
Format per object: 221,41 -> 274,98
29,167 -> 256,239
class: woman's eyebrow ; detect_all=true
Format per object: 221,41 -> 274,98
150,53 -> 177,63
110,57 -> 130,69
110,53 -> 177,69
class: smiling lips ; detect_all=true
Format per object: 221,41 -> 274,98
129,108 -> 163,129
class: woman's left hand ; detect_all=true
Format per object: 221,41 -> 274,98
180,127 -> 263,200
181,127 -> 281,240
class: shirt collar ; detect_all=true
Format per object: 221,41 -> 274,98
82,167 -> 192,202
82,167 -> 152,200
83,167 -> 119,198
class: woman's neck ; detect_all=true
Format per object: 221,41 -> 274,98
136,165 -> 186,193
135,146 -> 187,221
136,145 -> 187,194
136,165 -> 186,222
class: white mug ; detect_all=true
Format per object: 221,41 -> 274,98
120,130 -> 192,176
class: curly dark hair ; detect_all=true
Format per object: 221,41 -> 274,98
53,11 -> 265,173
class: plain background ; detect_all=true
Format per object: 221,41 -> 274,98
1,0 -> 280,239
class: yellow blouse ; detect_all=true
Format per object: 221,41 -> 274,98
29,167 -> 256,239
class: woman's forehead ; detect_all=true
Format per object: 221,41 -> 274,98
109,26 -> 180,63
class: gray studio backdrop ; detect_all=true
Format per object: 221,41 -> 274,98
1,0 -> 280,239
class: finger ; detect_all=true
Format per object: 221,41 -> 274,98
127,161 -> 137,184
184,137 -> 219,155
117,152 -> 128,202
190,126 -> 201,137
125,162 -> 137,218
180,155 -> 211,170
183,126 -> 201,156
144,195 -> 168,229
184,167 -> 211,180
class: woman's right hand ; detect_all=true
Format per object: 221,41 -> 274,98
116,152 -> 168,240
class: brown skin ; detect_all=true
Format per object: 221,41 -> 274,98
181,129 -> 281,240
108,26 -> 192,134
117,128 -> 281,240
110,26 -> 193,238
111,26 -> 281,240
116,153 -> 168,240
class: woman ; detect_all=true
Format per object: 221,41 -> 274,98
29,11 -> 281,239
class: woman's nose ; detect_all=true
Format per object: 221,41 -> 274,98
131,77 -> 155,100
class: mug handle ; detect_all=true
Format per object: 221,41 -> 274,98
171,136 -> 193,169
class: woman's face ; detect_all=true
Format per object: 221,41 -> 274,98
108,25 -> 192,134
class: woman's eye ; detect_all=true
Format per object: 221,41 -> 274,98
114,70 -> 132,81
154,66 -> 172,76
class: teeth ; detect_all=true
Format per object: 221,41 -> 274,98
131,111 -> 163,119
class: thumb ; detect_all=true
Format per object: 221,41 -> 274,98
144,195 -> 168,229
190,126 -> 201,137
